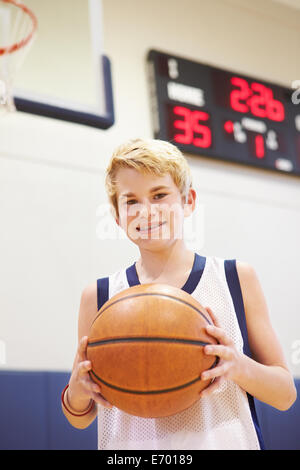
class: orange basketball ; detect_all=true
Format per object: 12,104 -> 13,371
87,283 -> 218,418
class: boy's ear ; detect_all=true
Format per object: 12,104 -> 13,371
183,188 -> 196,217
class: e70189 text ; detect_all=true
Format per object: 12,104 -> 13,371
151,454 -> 192,465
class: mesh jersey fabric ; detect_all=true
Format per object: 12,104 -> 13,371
96,253 -> 264,450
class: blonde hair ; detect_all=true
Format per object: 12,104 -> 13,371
105,138 -> 193,219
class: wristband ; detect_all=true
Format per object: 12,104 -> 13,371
61,384 -> 95,417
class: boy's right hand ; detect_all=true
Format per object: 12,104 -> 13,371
68,336 -> 113,411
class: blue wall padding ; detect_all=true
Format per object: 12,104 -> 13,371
255,393 -> 300,450
0,371 -> 97,450
46,372 -> 97,450
0,371 -> 48,450
0,370 -> 299,450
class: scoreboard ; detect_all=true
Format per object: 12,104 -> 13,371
147,50 -> 300,176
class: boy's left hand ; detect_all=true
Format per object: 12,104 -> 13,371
199,307 -> 244,397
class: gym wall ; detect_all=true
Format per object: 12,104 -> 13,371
0,0 -> 299,408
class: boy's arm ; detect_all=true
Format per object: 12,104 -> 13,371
200,262 -> 297,410
236,261 -> 296,409
61,337 -> 98,430
62,283 -> 113,429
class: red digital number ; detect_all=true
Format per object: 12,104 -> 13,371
173,106 -> 212,148
266,96 -> 285,122
254,135 -> 265,159
230,77 -> 250,113
230,77 -> 285,122
249,82 -> 271,118
172,106 -> 193,144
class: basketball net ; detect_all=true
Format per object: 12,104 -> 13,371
0,0 -> 37,114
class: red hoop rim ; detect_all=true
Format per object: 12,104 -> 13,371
0,0 -> 38,56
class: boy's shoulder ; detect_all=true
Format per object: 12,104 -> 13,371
204,253 -> 232,267
80,281 -> 98,309
207,254 -> 252,268
81,264 -> 126,296
205,255 -> 255,282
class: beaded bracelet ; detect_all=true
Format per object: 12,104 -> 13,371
61,384 -> 95,417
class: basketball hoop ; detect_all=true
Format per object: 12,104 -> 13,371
0,0 -> 37,113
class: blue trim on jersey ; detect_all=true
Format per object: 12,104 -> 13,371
182,253 -> 206,294
125,261 -> 140,287
97,252 -> 206,311
224,259 -> 265,450
97,277 -> 109,311
126,252 -> 206,295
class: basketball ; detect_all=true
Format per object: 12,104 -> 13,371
87,283 -> 218,418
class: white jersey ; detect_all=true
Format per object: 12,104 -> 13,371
96,253 -> 264,450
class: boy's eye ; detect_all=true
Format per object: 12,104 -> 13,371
126,193 -> 167,205
154,193 -> 167,200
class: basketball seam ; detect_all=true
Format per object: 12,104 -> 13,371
91,292 -> 212,326
89,357 -> 218,395
88,337 -> 211,347
89,370 -> 201,394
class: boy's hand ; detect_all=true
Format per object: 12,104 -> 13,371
68,336 -> 113,410
199,307 -> 244,397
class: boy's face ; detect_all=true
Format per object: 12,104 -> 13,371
115,168 -> 195,247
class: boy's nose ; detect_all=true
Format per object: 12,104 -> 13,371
138,201 -> 156,219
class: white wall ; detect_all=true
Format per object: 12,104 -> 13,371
0,0 -> 299,376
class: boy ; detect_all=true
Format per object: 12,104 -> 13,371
61,138 -> 296,450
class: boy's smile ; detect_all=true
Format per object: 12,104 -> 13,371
136,220 -> 167,232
